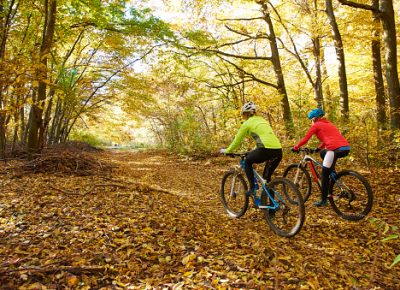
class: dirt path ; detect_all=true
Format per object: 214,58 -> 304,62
0,149 -> 398,289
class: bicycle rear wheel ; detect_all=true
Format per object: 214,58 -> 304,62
220,171 -> 249,218
283,163 -> 312,202
260,178 -> 305,237
329,170 -> 373,221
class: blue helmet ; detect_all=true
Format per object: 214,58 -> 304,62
307,108 -> 324,120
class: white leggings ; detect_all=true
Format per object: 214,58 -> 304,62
322,151 -> 335,168
320,148 -> 350,198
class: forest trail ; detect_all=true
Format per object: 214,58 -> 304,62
0,149 -> 399,289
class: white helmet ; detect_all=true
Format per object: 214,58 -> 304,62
240,101 -> 257,115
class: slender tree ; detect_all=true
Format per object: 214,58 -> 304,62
325,0 -> 349,122
272,0 -> 325,108
380,0 -> 400,132
0,0 -> 19,158
338,0 -> 398,137
258,0 -> 293,132
371,0 -> 387,139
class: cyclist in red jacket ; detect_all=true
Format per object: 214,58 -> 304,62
292,108 -> 350,207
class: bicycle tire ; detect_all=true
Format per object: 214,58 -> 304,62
260,178 -> 305,237
220,170 -> 249,218
329,170 -> 373,221
283,163 -> 312,202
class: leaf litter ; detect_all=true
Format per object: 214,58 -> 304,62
0,149 -> 399,289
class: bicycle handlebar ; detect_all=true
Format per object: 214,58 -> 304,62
222,152 -> 248,158
293,148 -> 318,154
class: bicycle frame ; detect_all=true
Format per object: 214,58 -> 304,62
238,158 -> 280,210
296,151 -> 348,196
222,152 -> 306,235
296,153 -> 322,189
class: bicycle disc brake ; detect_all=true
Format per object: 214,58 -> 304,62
339,190 -> 356,208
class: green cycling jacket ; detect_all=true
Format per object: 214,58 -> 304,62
226,115 -> 281,153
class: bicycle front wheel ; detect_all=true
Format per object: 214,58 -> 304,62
260,178 -> 305,237
329,170 -> 373,221
220,171 -> 249,218
283,163 -> 312,202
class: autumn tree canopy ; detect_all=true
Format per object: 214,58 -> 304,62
1,0 -> 399,163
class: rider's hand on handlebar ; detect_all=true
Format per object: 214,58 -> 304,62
219,148 -> 227,154
312,148 -> 321,153
291,146 -> 300,153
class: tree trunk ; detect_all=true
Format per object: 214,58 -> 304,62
27,0 -> 57,157
40,90 -> 54,148
10,93 -> 21,154
311,0 -> 324,108
321,48 -> 335,120
371,0 -> 387,142
271,0 -> 325,112
380,0 -> 400,132
325,0 -> 349,122
337,0 -> 395,136
48,96 -> 61,144
260,1 -> 293,132
0,98 -> 6,159
312,36 -> 324,108
54,108 -> 68,143
23,93 -> 34,144
0,0 -> 16,59
0,0 -> 18,159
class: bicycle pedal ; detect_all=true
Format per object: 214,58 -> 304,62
314,199 -> 328,207
328,194 -> 339,200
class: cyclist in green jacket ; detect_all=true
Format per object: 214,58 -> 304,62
220,102 -> 283,197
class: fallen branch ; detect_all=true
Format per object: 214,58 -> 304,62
0,256 -> 33,268
101,178 -> 173,194
49,177 -> 175,196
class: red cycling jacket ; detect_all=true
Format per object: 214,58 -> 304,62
294,118 -> 349,151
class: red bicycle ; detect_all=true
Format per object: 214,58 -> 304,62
283,148 -> 373,221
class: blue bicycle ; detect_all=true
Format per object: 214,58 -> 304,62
220,153 -> 305,237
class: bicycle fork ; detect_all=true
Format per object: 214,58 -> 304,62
229,166 -> 242,199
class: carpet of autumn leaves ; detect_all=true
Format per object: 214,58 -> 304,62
0,147 -> 399,289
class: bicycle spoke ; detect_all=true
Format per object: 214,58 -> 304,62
220,171 -> 249,218
329,171 -> 373,221
283,164 -> 312,202
261,178 -> 305,237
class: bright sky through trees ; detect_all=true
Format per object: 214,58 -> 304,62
2,0 -> 398,152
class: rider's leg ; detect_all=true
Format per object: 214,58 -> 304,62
329,149 -> 350,185
262,148 -> 283,183
246,148 -> 280,211
315,150 -> 336,206
261,149 -> 282,211
316,149 -> 350,206
244,148 -> 266,194
333,149 -> 350,165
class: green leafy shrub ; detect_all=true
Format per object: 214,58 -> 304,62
69,131 -> 109,148
369,217 -> 400,268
